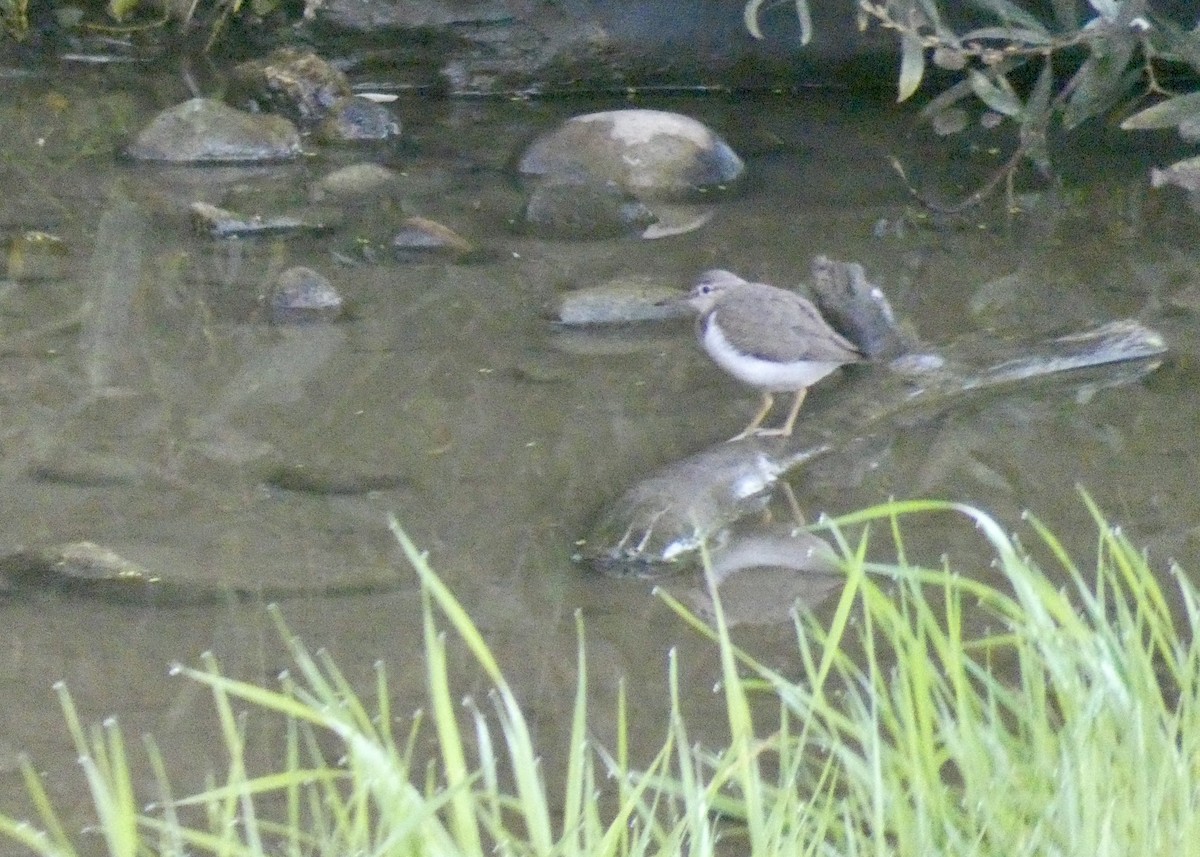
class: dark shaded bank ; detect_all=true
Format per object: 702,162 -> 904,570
304,0 -> 892,94
299,0 -> 1200,95
9,0 -> 1200,97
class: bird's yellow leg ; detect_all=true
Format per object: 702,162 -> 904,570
757,388 -> 808,438
729,392 -> 775,441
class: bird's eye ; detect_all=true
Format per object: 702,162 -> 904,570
700,285 -> 712,294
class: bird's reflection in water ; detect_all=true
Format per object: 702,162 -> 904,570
677,521 -> 842,627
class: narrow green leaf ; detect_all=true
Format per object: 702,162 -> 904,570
967,0 -> 1053,31
968,69 -> 1024,116
560,610 -> 589,847
743,0 -> 766,39
1121,91 -> 1200,130
960,25 -> 1053,44
421,598 -> 480,856
14,756 -> 76,857
898,31 -> 926,102
0,815 -> 67,857
1025,55 -> 1054,122
743,0 -> 812,43
1068,68 -> 1143,130
1063,32 -> 1138,128
794,0 -> 812,45
391,517 -> 553,853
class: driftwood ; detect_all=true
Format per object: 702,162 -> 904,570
578,256 -> 1168,577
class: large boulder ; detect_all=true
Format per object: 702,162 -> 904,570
518,109 -> 744,200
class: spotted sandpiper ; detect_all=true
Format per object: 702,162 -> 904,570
680,269 -> 865,441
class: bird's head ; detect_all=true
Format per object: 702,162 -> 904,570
684,269 -> 748,312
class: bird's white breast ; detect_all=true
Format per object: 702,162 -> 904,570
702,320 -> 843,390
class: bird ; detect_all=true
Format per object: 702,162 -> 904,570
681,269 -> 864,441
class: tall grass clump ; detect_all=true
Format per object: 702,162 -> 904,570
1,496 -> 1199,857
659,493 -> 1200,856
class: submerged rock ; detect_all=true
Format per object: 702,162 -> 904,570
123,98 -> 302,164
229,48 -> 352,130
269,266 -> 344,323
519,109 -> 744,200
523,181 -> 657,238
0,542 -> 161,599
312,162 -> 406,202
552,275 -> 690,325
190,201 -> 338,239
316,96 -> 402,143
391,216 -> 474,260
0,540 -> 402,603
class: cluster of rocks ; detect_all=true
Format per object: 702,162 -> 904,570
119,46 -> 747,324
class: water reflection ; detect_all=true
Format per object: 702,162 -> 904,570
0,72 -> 1198,825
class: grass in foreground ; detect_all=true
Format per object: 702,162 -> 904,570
2,495 -> 1198,857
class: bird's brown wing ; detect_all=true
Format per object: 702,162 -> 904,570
710,286 -> 863,363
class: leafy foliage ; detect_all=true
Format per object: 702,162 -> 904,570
749,0 -> 1200,209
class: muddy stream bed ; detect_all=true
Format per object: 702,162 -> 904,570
1,60 -> 1199,831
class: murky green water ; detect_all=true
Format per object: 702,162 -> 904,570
2,61 -> 1199,827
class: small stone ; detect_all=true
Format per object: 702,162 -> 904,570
391,216 -> 474,261
269,266 -> 343,323
123,98 -> 301,164
313,163 -> 406,202
0,541 -> 157,593
639,204 -> 715,239
190,201 -> 337,239
315,96 -> 402,143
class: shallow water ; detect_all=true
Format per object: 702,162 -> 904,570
2,60 -> 1199,827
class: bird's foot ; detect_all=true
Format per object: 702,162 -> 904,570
725,426 -> 793,443
752,427 -> 793,438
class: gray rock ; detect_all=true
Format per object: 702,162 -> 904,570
229,48 -> 352,129
270,266 -> 344,323
552,275 -> 690,325
315,96 -> 402,143
391,216 -> 474,260
312,163 -> 406,202
123,98 -> 302,164
519,109 -> 744,200
190,201 -> 338,239
523,181 -> 656,238
0,542 -> 158,597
